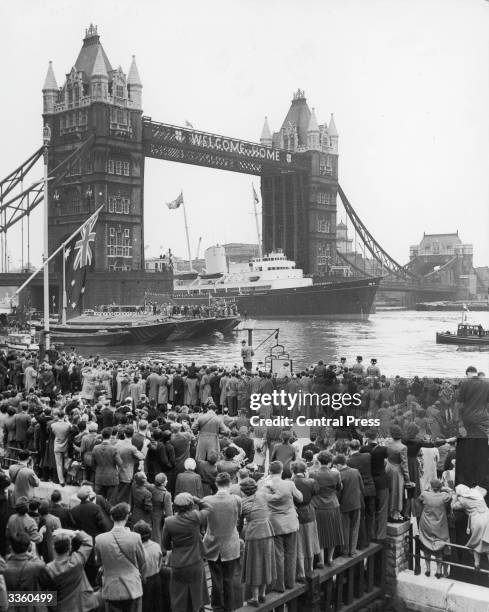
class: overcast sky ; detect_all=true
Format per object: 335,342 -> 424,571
1,0 -> 488,268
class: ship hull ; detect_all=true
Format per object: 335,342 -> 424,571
172,278 -> 380,319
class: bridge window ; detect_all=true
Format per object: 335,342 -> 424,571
71,192 -> 81,214
317,217 -> 330,233
108,196 -> 130,214
317,192 -> 331,205
107,160 -> 115,174
107,226 -> 132,259
123,161 -> 130,176
116,85 -> 124,99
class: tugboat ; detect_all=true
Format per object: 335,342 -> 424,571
436,323 -> 489,346
172,246 -> 379,319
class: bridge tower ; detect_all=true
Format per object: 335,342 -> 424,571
42,24 -> 145,276
260,90 -> 339,275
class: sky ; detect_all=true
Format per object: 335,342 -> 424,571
0,0 -> 488,268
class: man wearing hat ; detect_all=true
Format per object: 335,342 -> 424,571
351,356 -> 365,377
241,340 -> 254,372
366,359 -> 381,378
201,472 -> 242,612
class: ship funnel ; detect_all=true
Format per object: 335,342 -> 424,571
205,245 -> 227,275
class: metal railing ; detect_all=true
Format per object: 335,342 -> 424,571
406,526 -> 489,587
233,542 -> 385,612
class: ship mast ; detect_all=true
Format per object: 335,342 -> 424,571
252,183 -> 263,259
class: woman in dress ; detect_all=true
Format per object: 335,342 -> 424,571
150,473 -> 173,549
270,431 -> 296,479
162,492 -> 209,612
291,460 -> 320,581
239,478 -> 276,607
452,484 -> 489,570
310,451 -> 344,566
418,479 -> 452,578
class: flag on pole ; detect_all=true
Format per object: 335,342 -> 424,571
64,208 -> 100,314
185,120 -> 194,129
166,192 -> 184,210
252,184 -> 260,204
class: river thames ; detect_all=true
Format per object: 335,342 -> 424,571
80,310 -> 489,377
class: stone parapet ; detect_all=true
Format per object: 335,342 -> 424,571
397,570 -> 489,612
385,520 -> 412,595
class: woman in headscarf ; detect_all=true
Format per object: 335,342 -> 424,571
417,479 -> 452,578
162,492 -> 209,612
239,477 -> 276,607
452,484 -> 489,570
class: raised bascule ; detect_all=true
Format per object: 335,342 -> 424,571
0,24 -> 469,313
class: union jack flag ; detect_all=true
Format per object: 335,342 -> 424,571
73,213 -> 99,270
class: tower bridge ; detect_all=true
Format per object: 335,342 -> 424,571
0,24 -> 471,312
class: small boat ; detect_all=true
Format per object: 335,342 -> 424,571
50,329 -> 131,347
436,323 -> 489,346
5,332 -> 39,351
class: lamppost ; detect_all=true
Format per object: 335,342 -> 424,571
43,124 -> 51,350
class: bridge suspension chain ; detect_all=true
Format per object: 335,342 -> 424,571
0,147 -> 43,202
0,135 -> 95,233
337,185 -> 419,280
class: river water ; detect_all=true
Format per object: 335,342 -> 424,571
82,310 -> 489,378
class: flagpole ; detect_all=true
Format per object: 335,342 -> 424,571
181,191 -> 193,272
252,184 -> 263,258
16,204 -> 104,297
61,244 -> 67,325
43,125 -> 51,349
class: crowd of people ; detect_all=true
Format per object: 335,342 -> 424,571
0,346 -> 488,611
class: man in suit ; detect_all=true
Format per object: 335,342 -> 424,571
201,472 -> 242,612
71,486 -> 112,585
360,429 -> 389,541
9,450 -> 40,506
192,404 -> 229,461
95,502 -> 146,612
39,528 -> 99,612
92,427 -> 122,502
334,454 -> 364,556
262,460 -> 303,592
348,439 -> 376,546
115,425 -> 144,504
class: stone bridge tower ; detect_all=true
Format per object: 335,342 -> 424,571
42,24 -> 145,275
260,90 -> 339,276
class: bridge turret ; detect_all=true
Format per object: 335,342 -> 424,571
260,116 -> 272,146
307,107 -> 320,151
127,55 -> 142,110
90,46 -> 109,101
328,113 -> 339,153
42,61 -> 58,114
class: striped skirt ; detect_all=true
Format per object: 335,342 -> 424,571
315,506 -> 345,549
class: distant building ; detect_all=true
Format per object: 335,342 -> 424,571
336,221 -> 353,254
410,232 -> 477,298
409,232 -> 470,259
